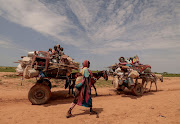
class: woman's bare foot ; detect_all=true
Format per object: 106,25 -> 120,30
66,110 -> 72,118
90,110 -> 97,115
90,108 -> 97,115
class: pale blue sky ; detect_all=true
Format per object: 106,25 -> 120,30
0,0 -> 180,73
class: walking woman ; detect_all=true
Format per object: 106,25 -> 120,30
66,60 -> 96,118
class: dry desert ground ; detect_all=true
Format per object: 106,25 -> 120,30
0,72 -> 180,124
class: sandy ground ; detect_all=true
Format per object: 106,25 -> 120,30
0,72 -> 180,124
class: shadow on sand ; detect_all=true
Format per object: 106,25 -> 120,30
72,108 -> 103,118
43,89 -> 113,107
111,88 -> 164,99
43,87 -> 164,107
43,90 -> 74,107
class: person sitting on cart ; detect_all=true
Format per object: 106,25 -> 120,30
59,47 -> 64,56
118,57 -> 127,66
48,48 -> 52,55
56,44 -> 61,53
52,46 -> 59,62
119,57 -> 133,67
52,46 -> 58,55
57,47 -> 65,63
66,60 -> 97,118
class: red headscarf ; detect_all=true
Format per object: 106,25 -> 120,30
83,60 -> 90,68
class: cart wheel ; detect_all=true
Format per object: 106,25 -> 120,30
37,79 -> 52,89
132,83 -> 144,96
117,85 -> 125,91
28,84 -> 51,105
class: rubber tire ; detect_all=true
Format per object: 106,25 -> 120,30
37,79 -> 52,89
28,84 -> 51,105
132,83 -> 144,96
42,79 -> 52,89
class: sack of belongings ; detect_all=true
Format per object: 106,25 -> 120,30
28,68 -> 39,78
21,57 -> 32,67
128,70 -> 139,78
16,64 -> 24,75
16,57 -> 32,75
75,76 -> 83,84
16,49 -> 79,79
23,65 -> 39,79
113,76 -> 119,89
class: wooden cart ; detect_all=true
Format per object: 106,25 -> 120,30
18,51 -> 78,105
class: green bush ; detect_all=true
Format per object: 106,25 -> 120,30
163,74 -> 180,77
0,66 -> 16,72
154,72 -> 180,77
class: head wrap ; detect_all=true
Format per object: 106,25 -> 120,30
83,60 -> 90,68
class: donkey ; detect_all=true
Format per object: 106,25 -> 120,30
91,70 -> 108,96
144,73 -> 163,92
68,70 -> 108,96
68,72 -> 79,95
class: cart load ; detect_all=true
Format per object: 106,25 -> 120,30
16,51 -> 79,79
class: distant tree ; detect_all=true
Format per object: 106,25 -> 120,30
163,72 -> 168,75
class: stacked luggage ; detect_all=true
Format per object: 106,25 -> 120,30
16,51 -> 79,79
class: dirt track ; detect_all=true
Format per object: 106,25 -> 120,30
0,72 -> 180,124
